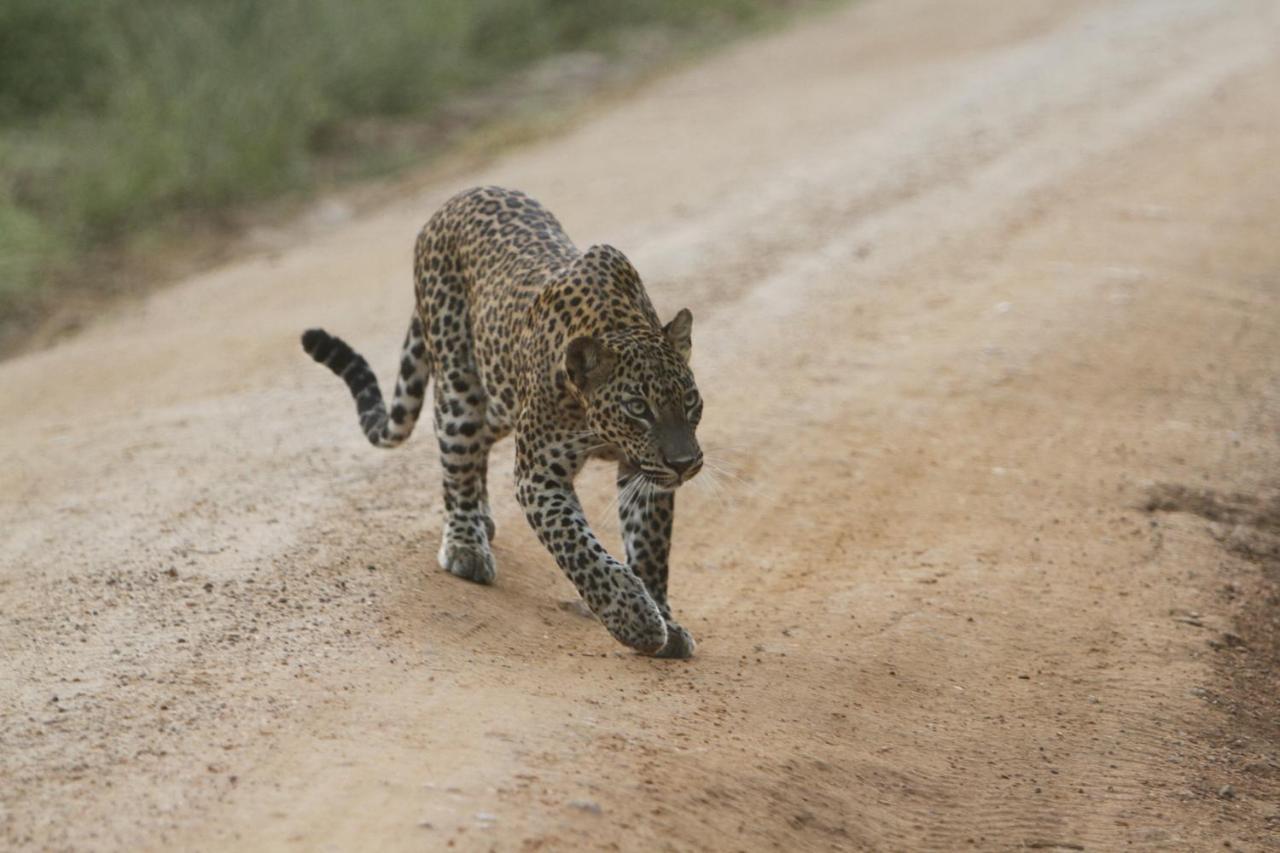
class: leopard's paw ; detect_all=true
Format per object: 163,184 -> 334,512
590,568 -> 667,654
609,598 -> 668,655
438,542 -> 496,585
654,622 -> 696,659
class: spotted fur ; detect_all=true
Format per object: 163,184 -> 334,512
303,187 -> 703,657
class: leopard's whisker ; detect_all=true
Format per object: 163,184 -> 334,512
698,443 -> 754,456
603,472 -> 643,534
706,458 -> 752,484
694,465 -> 731,508
639,476 -> 655,509
701,451 -> 747,475
700,457 -> 762,499
630,475 -> 650,511
601,476 -> 633,523
617,476 -> 649,539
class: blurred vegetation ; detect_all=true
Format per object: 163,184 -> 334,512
0,0 -> 803,337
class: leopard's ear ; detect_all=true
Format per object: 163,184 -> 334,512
663,308 -> 693,362
565,336 -> 615,392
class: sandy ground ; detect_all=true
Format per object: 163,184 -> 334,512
3,0 -> 1279,849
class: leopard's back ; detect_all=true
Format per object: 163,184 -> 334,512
413,186 -> 580,427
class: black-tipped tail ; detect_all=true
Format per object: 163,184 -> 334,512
302,317 -> 430,447
300,328 -> 388,446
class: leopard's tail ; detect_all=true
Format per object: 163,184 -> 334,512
301,314 -> 431,448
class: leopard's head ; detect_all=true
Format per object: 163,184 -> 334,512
565,309 -> 702,490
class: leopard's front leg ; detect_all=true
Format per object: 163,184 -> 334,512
516,435 -> 667,655
617,465 -> 695,659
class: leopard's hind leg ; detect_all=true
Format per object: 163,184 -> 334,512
425,310 -> 498,585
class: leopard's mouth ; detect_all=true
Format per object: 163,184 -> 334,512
638,466 -> 685,491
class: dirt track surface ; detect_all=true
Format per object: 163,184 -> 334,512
4,0 -> 1280,849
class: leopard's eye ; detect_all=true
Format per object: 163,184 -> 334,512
683,388 -> 701,411
623,398 -> 652,421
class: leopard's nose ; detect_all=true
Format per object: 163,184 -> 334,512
663,452 -> 703,478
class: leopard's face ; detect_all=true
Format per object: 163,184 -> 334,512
566,327 -> 703,491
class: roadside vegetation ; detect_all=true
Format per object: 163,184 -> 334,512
0,0 -> 811,352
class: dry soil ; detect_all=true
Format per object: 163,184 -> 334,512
2,0 -> 1279,850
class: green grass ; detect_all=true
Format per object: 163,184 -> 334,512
0,0 -> 805,342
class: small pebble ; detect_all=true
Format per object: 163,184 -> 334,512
569,799 -> 603,815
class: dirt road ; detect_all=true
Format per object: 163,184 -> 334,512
3,0 -> 1279,849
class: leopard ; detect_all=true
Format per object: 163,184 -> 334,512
301,186 -> 703,658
